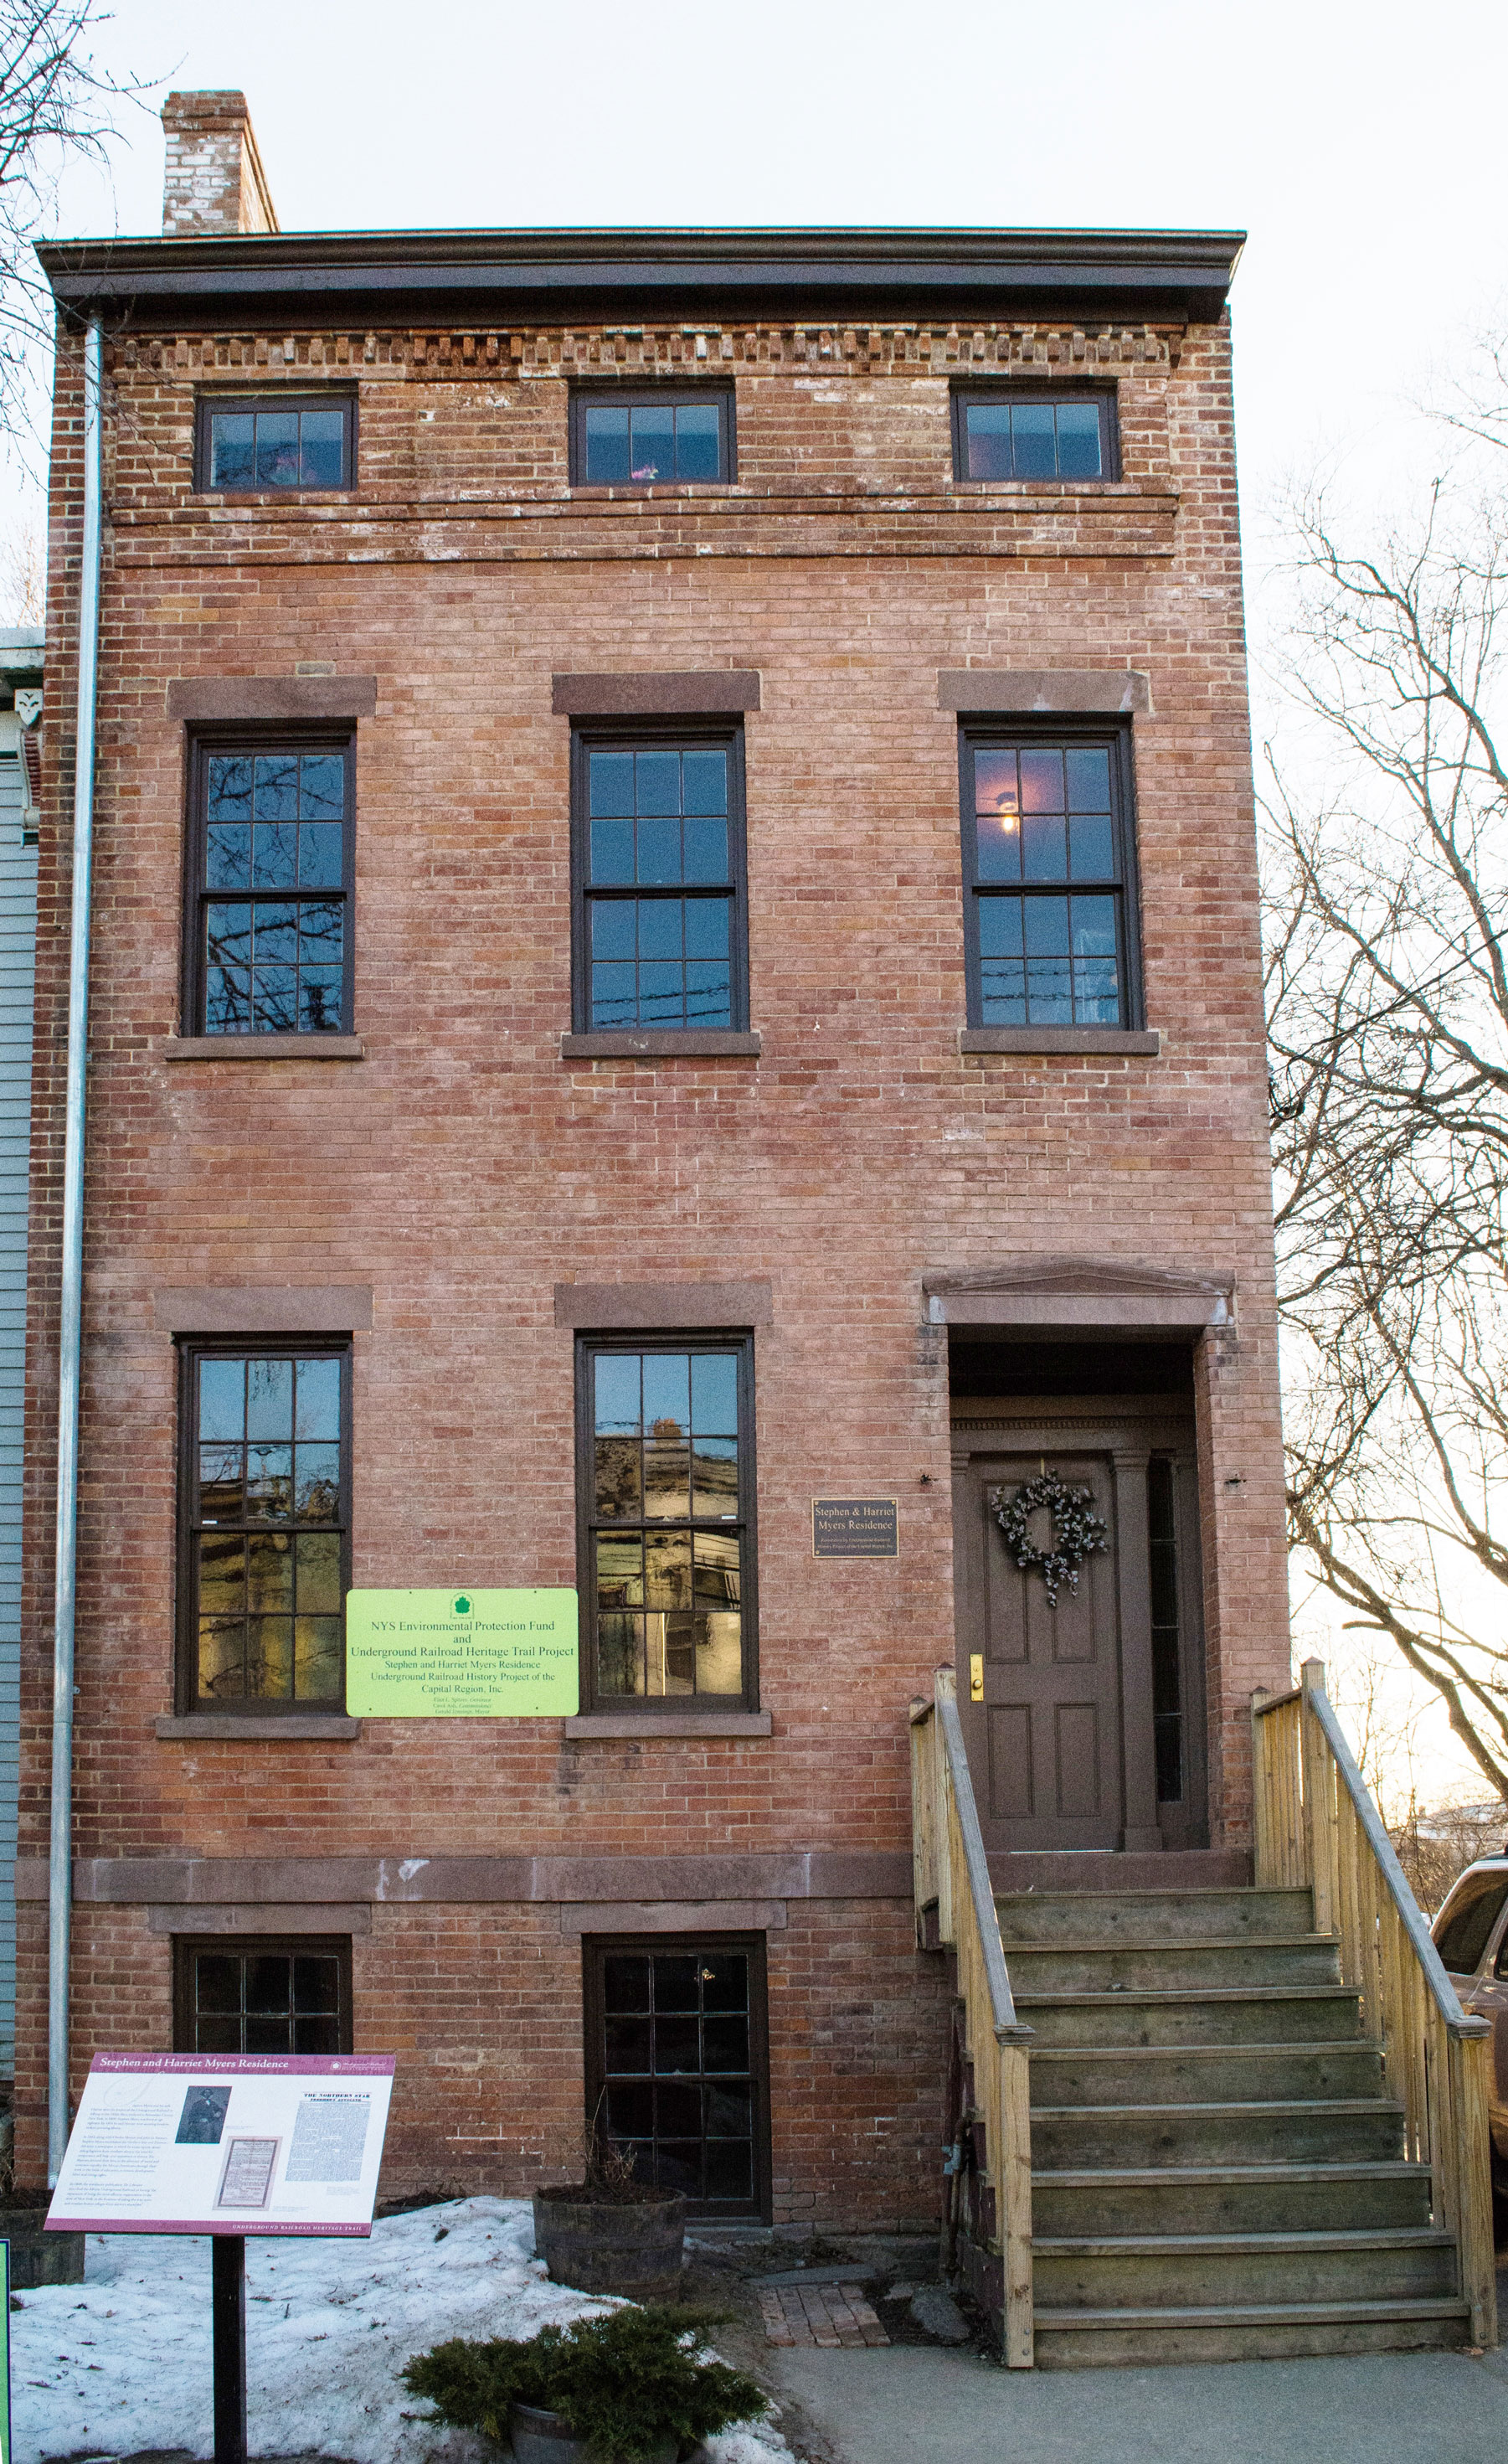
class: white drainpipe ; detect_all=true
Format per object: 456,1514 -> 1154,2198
49,312 -> 104,2183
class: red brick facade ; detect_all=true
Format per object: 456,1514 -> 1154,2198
18,212 -> 1289,2219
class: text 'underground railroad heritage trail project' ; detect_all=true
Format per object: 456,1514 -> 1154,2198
345,1587 -> 579,1716
45,2054 -> 395,2237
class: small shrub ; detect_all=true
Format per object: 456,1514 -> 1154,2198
403,2303 -> 769,2461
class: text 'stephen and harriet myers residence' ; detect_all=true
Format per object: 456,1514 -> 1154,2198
18,90 -> 1499,2368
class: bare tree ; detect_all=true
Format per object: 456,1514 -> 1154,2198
0,1 -> 151,451
1266,330 -> 1508,1797
0,509 -> 43,616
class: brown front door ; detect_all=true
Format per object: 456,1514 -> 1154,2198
951,1405 -> 1207,1855
954,1446 -> 1125,1851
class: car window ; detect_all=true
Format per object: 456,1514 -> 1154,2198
1433,1869 -> 1508,1976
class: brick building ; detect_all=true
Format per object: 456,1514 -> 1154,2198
18,94 -> 1289,2241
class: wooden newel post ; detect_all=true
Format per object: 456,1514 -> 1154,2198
213,2235 -> 248,2464
1300,1658 -> 1338,1935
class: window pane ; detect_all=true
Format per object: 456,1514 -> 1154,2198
248,1530 -> 296,1613
1056,399 -> 1103,478
1065,746 -> 1112,810
584,404 -> 630,483
198,1534 -> 245,1619
208,413 -> 255,490
702,2014 -> 749,2072
596,1433 -> 642,1519
595,1353 -> 641,1436
197,1954 -> 243,2016
682,817 -> 728,884
245,1616 -> 294,1697
253,755 -> 299,823
699,1953 -> 747,2013
590,817 -> 635,884
1068,810 -> 1114,879
200,1443 -> 243,1524
1010,401 -> 1056,478
1018,751 -> 1064,814
691,1438 -> 738,1521
673,403 -> 722,481
591,962 -> 636,1026
207,825 -> 252,889
246,1358 -> 295,1440
199,1357 -> 246,1443
635,820 -> 680,887
605,1953 -> 651,2013
250,823 -> 297,892
684,900 -> 729,961
635,751 -> 681,818
964,402 -> 1013,480
628,405 -> 675,482
978,893 -> 1027,1023
296,1531 -> 342,1616
198,1619 -> 244,1700
644,1436 -> 689,1521
208,755 -> 254,822
591,901 -> 636,965
299,753 -> 344,818
246,1442 -> 293,1522
294,1616 -> 342,1699
298,824 -> 343,888
637,900 -> 682,963
642,1354 -> 691,1430
255,411 -> 301,487
204,967 -> 250,1032
295,1443 -> 341,1521
294,1357 -> 342,1441
681,750 -> 728,815
300,409 -> 346,488
691,1352 -> 739,1436
589,750 -> 636,817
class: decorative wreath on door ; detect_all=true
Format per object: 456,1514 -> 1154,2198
989,1472 -> 1109,1609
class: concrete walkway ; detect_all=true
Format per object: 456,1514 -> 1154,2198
767,2338 -> 1508,2464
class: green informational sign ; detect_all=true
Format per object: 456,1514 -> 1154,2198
0,2238 -> 9,2464
345,1589 -> 579,1718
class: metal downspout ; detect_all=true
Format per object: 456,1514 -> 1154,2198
49,312 -> 103,2183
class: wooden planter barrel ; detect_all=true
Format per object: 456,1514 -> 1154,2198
532,2186 -> 687,2298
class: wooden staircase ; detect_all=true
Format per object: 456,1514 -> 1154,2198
913,1662 -> 1499,2370
1005,1883 -> 1468,2365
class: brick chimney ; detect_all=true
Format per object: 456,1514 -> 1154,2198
161,91 -> 279,236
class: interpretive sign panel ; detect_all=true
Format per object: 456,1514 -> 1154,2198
45,2054 -> 394,2238
811,1498 -> 898,1558
345,1587 -> 579,1717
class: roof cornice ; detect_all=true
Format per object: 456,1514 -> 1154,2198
34,224 -> 1244,326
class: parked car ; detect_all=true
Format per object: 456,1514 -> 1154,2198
1430,1853 -> 1508,2193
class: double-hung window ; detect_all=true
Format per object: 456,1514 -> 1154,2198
960,725 -> 1141,1030
952,386 -> 1118,482
570,387 -> 734,486
185,737 -> 353,1035
579,1335 -> 756,1710
572,729 -> 748,1033
178,1340 -> 351,1714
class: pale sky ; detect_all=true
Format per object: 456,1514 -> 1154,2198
17,0 -> 1508,1807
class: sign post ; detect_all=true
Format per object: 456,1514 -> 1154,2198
46,2052 -> 394,2464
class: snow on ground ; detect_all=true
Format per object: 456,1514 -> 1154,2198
10,2196 -> 795,2464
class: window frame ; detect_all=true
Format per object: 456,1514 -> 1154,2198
583,1930 -> 772,2222
193,391 -> 358,494
172,1934 -> 354,2055
181,726 -> 357,1039
574,1329 -> 759,1716
174,1333 -> 355,1718
569,719 -> 751,1037
957,715 -> 1145,1034
950,382 -> 1120,485
568,384 -> 737,489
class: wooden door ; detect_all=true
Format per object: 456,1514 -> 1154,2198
954,1447 -> 1125,1852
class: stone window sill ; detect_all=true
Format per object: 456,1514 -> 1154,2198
155,1714 -> 362,1740
162,1034 -> 367,1062
561,1031 -> 761,1059
959,1027 -> 1161,1058
564,1710 -> 772,1740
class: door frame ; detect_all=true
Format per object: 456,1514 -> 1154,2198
951,1394 -> 1208,1853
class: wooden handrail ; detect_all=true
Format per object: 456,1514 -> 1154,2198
1253,1658 -> 1498,2348
911,1668 -> 1034,2367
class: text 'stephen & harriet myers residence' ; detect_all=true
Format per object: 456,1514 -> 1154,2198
17,91 -> 1499,2368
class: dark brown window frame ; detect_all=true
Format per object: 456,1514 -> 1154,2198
950,381 -> 1120,484
174,1333 -> 354,1718
181,725 -> 357,1039
569,719 -> 751,1037
172,1934 -> 354,2054
193,390 -> 358,493
574,1329 -> 759,1716
957,714 -> 1145,1034
568,382 -> 737,488
583,1930 -> 771,2221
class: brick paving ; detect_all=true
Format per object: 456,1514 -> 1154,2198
759,2281 -> 890,2348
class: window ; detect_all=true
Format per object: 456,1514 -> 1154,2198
196,395 -> 354,491
1433,1869 -> 1508,1977
577,1336 -> 755,1710
585,1936 -> 769,2219
952,387 -> 1117,482
178,1341 -> 351,1714
174,1936 -> 353,2056
570,388 -> 733,487
960,725 -> 1141,1030
572,729 -> 748,1033
185,737 -> 353,1035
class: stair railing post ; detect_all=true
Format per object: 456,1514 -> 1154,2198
1450,2025 -> 1499,2348
1250,1688 -> 1274,1886
1300,1658 -> 1337,1935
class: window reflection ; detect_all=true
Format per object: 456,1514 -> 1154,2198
968,740 -> 1125,1027
589,1347 -> 745,1701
